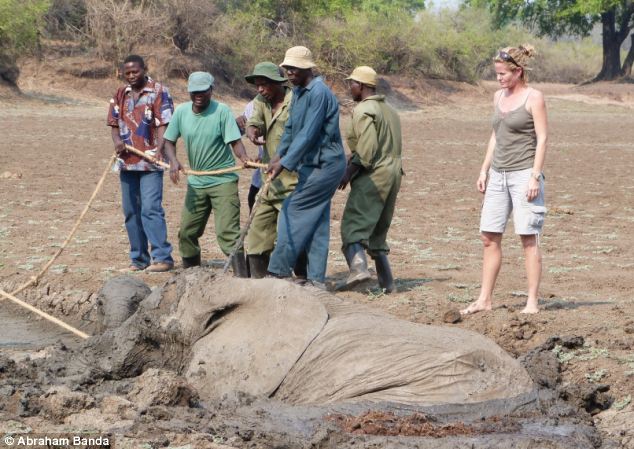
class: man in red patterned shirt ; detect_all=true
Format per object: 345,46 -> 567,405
107,55 -> 174,272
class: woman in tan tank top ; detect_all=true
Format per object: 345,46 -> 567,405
461,44 -> 548,315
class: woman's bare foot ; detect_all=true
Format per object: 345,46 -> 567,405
520,305 -> 539,314
520,298 -> 539,314
460,300 -> 492,315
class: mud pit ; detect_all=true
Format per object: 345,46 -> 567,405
2,74 -> 634,447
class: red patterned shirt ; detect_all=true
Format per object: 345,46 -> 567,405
107,77 -> 174,171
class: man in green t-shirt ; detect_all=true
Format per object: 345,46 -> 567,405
163,71 -> 250,276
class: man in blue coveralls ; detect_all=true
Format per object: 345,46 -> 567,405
266,46 -> 346,289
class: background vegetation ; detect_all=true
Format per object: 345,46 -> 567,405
0,0 -> 607,87
469,0 -> 634,80
0,0 -> 50,83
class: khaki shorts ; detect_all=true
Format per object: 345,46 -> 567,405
480,168 -> 546,235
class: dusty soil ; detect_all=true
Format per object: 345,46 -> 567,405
1,60 -> 634,448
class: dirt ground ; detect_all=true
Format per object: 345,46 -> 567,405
1,65 -> 634,448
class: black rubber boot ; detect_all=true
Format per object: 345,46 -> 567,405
247,254 -> 270,279
373,253 -> 396,293
231,251 -> 249,278
182,254 -> 201,269
293,251 -> 308,284
339,243 -> 371,290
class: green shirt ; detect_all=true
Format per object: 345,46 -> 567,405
164,100 -> 242,189
246,87 -> 297,196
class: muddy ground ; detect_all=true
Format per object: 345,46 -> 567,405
1,66 -> 634,448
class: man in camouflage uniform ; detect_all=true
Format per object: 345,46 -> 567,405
244,62 -> 306,279
339,66 -> 403,293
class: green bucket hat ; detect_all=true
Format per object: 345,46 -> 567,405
245,61 -> 287,84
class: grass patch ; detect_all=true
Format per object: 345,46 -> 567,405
553,344 -> 610,364
447,292 -> 472,304
612,395 -> 631,411
593,246 -> 616,255
548,265 -> 591,274
553,345 -> 576,364
577,347 -> 609,361
432,264 -> 460,271
51,264 -> 68,274
412,247 -> 435,261
397,278 -> 434,290
366,288 -> 386,301
585,369 -> 607,383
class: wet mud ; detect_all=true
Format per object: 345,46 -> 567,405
0,301 -> 76,350
0,270 -> 610,448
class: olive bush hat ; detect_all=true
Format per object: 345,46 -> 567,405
280,46 -> 316,69
188,71 -> 214,92
245,62 -> 288,83
346,66 -> 377,87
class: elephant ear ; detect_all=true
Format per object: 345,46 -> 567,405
183,277 -> 328,401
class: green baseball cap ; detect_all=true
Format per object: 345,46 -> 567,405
245,62 -> 287,84
188,71 -> 214,92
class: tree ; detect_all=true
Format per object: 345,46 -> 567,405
469,0 -> 634,80
0,0 -> 50,84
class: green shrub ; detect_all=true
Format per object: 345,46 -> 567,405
0,0 -> 50,83
0,0 -> 50,51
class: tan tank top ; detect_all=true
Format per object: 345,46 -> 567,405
491,89 -> 537,172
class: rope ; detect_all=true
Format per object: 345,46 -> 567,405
0,153 -> 116,340
223,177 -> 272,274
124,144 -> 267,176
1,143 -> 267,338
0,289 -> 90,339
8,153 -> 117,298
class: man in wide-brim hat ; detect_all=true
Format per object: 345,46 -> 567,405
266,46 -> 346,288
242,61 -> 306,279
338,66 -> 403,294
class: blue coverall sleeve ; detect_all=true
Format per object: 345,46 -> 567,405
279,87 -> 328,171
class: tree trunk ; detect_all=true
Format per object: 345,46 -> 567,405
622,33 -> 634,77
595,10 -> 623,80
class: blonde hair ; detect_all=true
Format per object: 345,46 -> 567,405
494,44 -> 536,81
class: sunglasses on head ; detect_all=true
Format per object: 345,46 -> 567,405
498,51 -> 521,68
